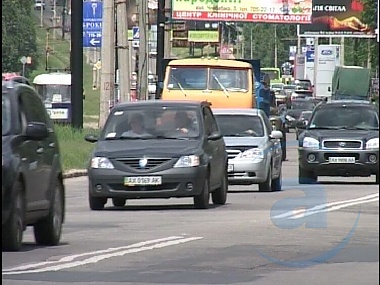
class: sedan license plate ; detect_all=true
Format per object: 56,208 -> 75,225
328,157 -> 355,164
124,176 -> 162,186
228,164 -> 234,172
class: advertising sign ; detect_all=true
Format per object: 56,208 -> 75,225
172,0 -> 313,24
299,0 -> 376,37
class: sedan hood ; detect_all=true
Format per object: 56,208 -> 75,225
303,129 -> 378,141
223,136 -> 267,148
93,139 -> 201,158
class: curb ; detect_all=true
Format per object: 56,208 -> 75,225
63,170 -> 88,179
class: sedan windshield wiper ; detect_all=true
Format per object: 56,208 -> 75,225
308,126 -> 342,130
150,135 -> 191,140
338,126 -> 379,131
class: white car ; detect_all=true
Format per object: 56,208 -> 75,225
213,109 -> 283,192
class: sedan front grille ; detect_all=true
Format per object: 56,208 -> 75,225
116,158 -> 172,170
322,140 -> 362,149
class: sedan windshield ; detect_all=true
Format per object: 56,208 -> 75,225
101,107 -> 201,140
214,114 -> 264,137
2,95 -> 11,135
309,107 -> 379,130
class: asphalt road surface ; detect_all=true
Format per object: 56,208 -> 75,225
2,133 -> 379,285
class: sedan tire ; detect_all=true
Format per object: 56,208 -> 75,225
34,180 -> 64,246
259,167 -> 272,192
89,195 -> 107,210
271,167 -> 282,191
2,180 -> 25,252
298,166 -> 318,184
112,198 -> 126,207
194,176 -> 210,209
212,172 -> 228,205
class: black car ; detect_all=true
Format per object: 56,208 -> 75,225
298,100 -> 379,184
286,98 -> 318,130
85,100 -> 228,210
2,80 -> 65,251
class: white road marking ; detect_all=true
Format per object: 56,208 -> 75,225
3,236 -> 202,275
291,197 -> 379,219
273,193 -> 379,219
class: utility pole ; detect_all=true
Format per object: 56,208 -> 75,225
274,24 -> 278,68
156,0 -> 165,98
164,0 -> 172,59
116,0 -> 131,102
99,0 -> 115,128
53,0 -> 57,39
138,0 -> 148,100
70,0 -> 83,129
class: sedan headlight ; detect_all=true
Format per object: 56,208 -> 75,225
366,138 -> 379,149
237,148 -> 264,160
302,137 -> 319,149
174,155 -> 200,168
286,115 -> 296,121
91,157 -> 114,169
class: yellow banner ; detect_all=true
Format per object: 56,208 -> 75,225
172,0 -> 312,24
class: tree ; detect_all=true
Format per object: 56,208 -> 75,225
2,0 -> 39,74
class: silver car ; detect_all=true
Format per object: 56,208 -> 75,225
213,109 -> 283,192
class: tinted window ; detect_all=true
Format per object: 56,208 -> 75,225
101,106 -> 201,139
19,89 -> 48,123
203,107 -> 218,136
215,114 -> 265,137
2,95 -> 11,135
309,106 -> 379,130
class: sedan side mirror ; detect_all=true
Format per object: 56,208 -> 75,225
25,122 -> 49,140
270,130 -> 283,139
296,120 -> 307,129
85,134 -> 99,143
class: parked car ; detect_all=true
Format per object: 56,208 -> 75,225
213,109 -> 283,192
298,100 -> 379,184
2,80 -> 65,251
85,100 -> 228,210
295,110 -> 313,140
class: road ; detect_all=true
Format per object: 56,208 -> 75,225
2,133 -> 379,285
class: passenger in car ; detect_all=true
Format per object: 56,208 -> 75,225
122,113 -> 151,137
174,111 -> 197,135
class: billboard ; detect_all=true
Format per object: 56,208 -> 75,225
299,0 -> 376,37
171,0 -> 313,24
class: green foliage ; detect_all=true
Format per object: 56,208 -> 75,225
2,0 -> 39,74
55,125 -> 100,171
